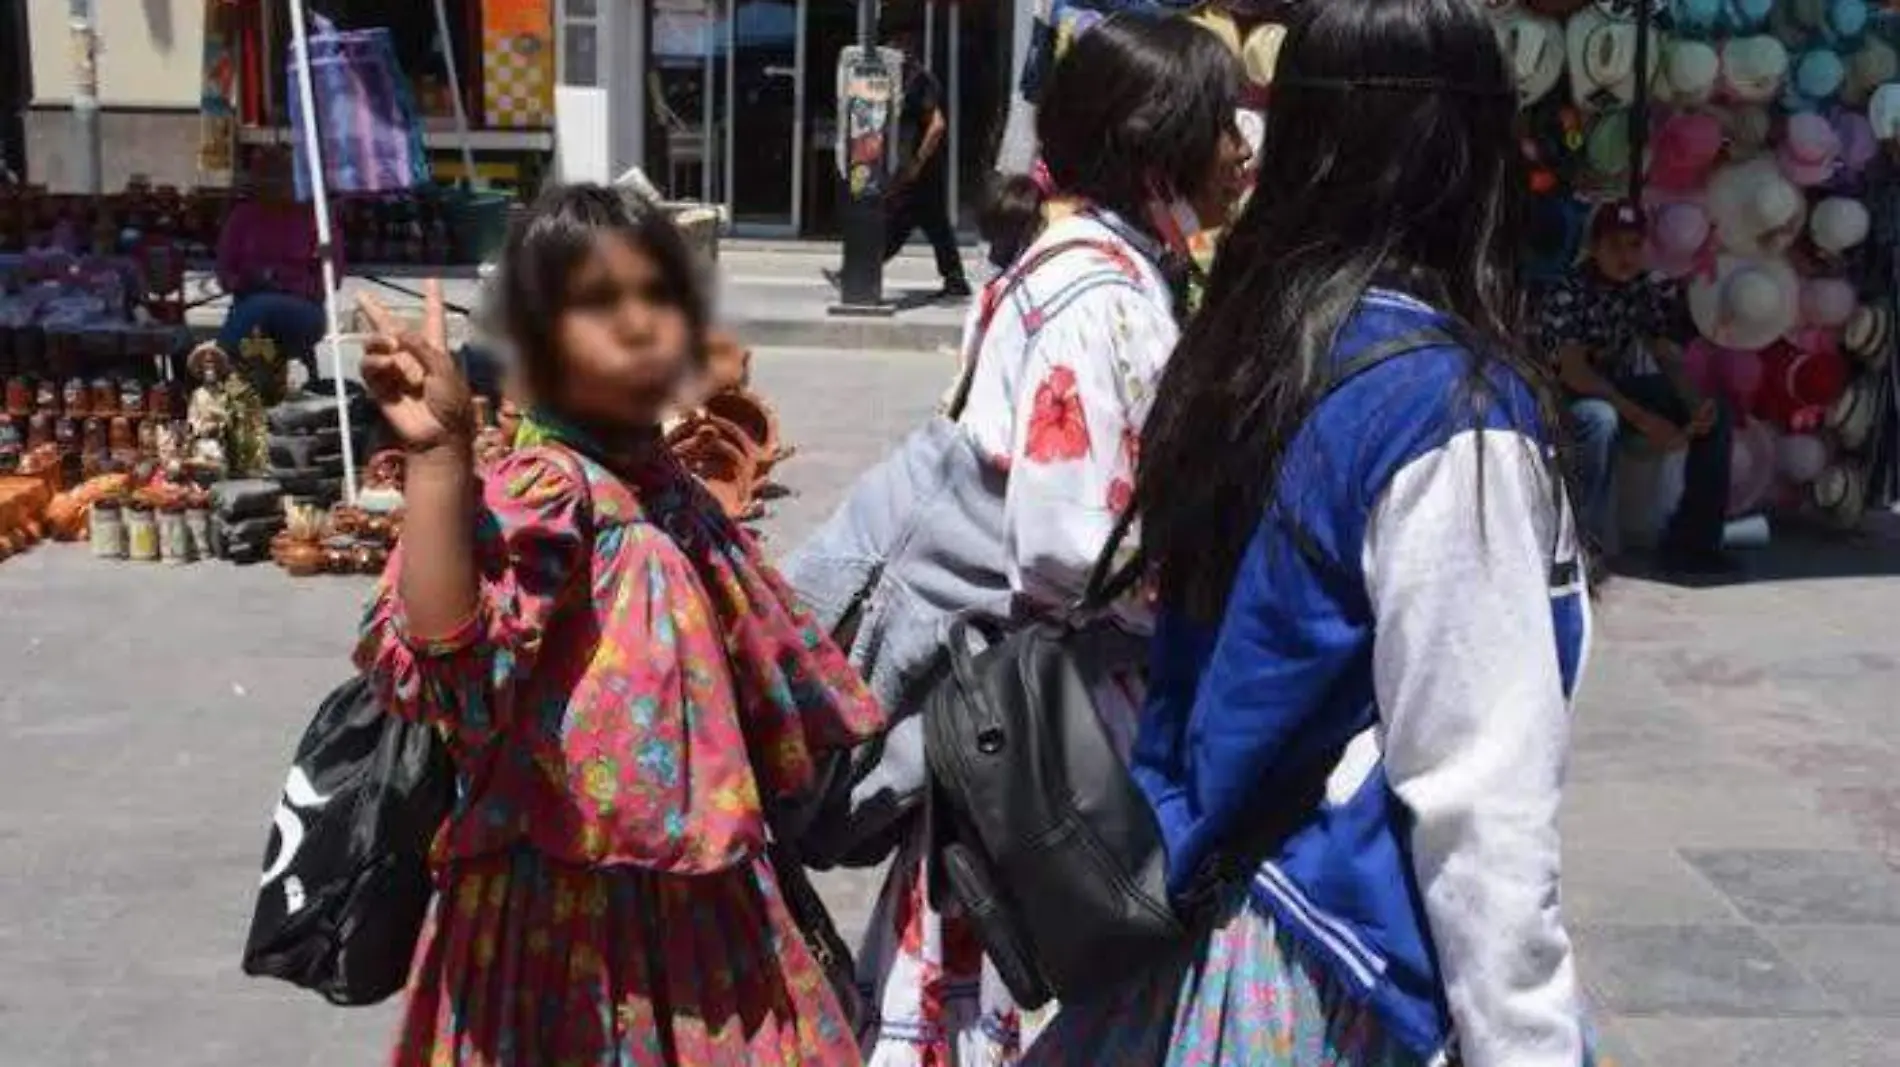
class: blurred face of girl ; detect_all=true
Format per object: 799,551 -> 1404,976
1190,124 -> 1254,231
548,232 -> 694,428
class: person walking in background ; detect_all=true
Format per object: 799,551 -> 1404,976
1538,200 -> 1734,575
354,185 -> 881,1066
883,25 -> 972,299
785,14 -> 1249,1065
1025,1 -> 1595,1064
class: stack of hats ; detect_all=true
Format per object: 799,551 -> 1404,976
209,478 -> 286,565
264,383 -> 374,508
1639,0 -> 1895,528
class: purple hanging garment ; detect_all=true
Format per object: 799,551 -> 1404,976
286,16 -> 430,200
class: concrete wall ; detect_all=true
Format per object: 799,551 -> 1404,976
22,106 -> 204,191
26,0 -> 207,108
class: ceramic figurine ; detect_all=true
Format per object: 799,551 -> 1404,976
185,343 -> 231,476
237,328 -> 288,406
220,372 -> 268,477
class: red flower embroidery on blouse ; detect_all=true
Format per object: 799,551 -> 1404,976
1025,365 -> 1090,464
1107,477 -> 1133,514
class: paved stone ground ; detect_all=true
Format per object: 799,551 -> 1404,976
2,347 -> 1899,1066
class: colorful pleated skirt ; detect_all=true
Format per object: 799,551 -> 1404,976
390,847 -> 861,1067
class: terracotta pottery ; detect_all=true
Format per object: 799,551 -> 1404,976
62,378 -> 89,417
53,416 -> 78,453
26,412 -> 54,451
34,378 -> 58,414
280,539 -> 326,577
90,378 -> 118,416
668,415 -> 759,520
108,416 -> 135,454
119,379 -> 145,419
4,377 -> 31,417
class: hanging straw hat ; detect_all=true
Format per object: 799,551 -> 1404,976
1649,110 -> 1726,191
1498,10 -> 1567,105
1809,196 -> 1870,254
1786,47 -> 1847,110
1688,255 -> 1801,350
1580,107 -> 1639,194
1721,0 -> 1775,32
1568,6 -> 1654,108
1707,157 -> 1806,256
1776,112 -> 1843,186
1869,82 -> 1900,141
1648,200 -> 1718,278
1776,431 -> 1832,483
1843,40 -> 1899,106
1799,276 -> 1858,329
1661,38 -> 1722,104
1239,23 -> 1289,91
1810,461 -> 1867,528
1842,303 -> 1893,366
1825,376 -> 1880,451
1720,36 -> 1791,103
1672,0 -> 1722,37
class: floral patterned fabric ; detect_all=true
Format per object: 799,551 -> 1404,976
358,431 -> 883,1066
393,847 -> 857,1067
857,211 -> 1180,1067
1020,891 -> 1422,1067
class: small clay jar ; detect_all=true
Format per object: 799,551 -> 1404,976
90,378 -> 118,417
124,503 -> 159,561
34,378 -> 58,414
62,378 -> 90,417
89,500 -> 127,559
158,506 -> 191,564
0,415 -> 21,464
108,415 -> 135,454
280,539 -> 326,577
25,411 -> 53,450
53,416 -> 78,454
147,382 -> 175,420
4,376 -> 31,416
119,379 -> 145,419
81,416 -> 107,455
136,418 -> 158,458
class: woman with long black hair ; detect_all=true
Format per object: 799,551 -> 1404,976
1023,1 -> 1592,1065
786,13 -> 1249,1065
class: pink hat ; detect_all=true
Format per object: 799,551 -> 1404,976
1776,112 -> 1841,187
1798,276 -> 1857,329
1776,432 -> 1831,484
1684,337 -> 1766,411
1647,112 -> 1726,192
1830,111 -> 1878,185
1647,201 -> 1716,279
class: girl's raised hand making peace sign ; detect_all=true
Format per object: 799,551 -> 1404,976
357,280 -> 473,454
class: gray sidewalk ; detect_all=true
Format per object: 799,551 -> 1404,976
2,348 -> 1899,1065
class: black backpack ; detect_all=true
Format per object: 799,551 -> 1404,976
921,327 -> 1458,1009
241,676 -> 455,1005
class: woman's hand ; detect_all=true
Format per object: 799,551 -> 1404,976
358,282 -> 474,454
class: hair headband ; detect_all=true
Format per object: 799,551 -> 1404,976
1275,74 -> 1514,98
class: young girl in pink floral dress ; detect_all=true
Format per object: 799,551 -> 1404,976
354,184 -> 882,1067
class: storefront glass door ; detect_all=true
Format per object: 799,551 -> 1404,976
724,0 -> 804,233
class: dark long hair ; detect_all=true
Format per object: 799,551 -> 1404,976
1036,13 -> 1240,232
496,183 -> 710,402
1137,0 -> 1560,623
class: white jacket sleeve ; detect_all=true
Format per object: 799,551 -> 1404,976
1361,429 -> 1585,1067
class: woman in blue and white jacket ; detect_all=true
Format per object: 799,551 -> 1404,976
1023,2 -> 1594,1065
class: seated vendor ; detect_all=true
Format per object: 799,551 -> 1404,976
1537,200 -> 1735,577
212,147 -> 336,402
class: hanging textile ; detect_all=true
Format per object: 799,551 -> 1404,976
198,0 -> 243,177
286,17 -> 431,200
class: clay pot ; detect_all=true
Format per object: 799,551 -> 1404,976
119,380 -> 145,419
107,416 -> 135,454
147,382 -> 175,420
5,377 -> 31,417
668,416 -> 760,520
26,412 -> 54,451
34,378 -> 58,414
280,539 -> 326,577
62,378 -> 89,417
90,379 -> 118,417
53,416 -> 78,453
703,389 -> 785,475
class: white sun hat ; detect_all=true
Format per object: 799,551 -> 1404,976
1568,6 -> 1655,108
1661,37 -> 1722,104
1825,377 -> 1880,452
1689,255 -> 1801,351
1809,196 -> 1871,254
1498,10 -> 1567,105
1720,35 -> 1791,103
1707,157 -> 1807,257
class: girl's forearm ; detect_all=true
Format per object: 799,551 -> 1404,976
398,445 -> 480,640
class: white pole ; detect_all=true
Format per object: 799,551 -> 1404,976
431,0 -> 479,186
287,0 -> 359,503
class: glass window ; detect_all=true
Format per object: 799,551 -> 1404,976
564,22 -> 600,86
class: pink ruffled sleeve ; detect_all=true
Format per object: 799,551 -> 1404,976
354,453 -> 589,745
